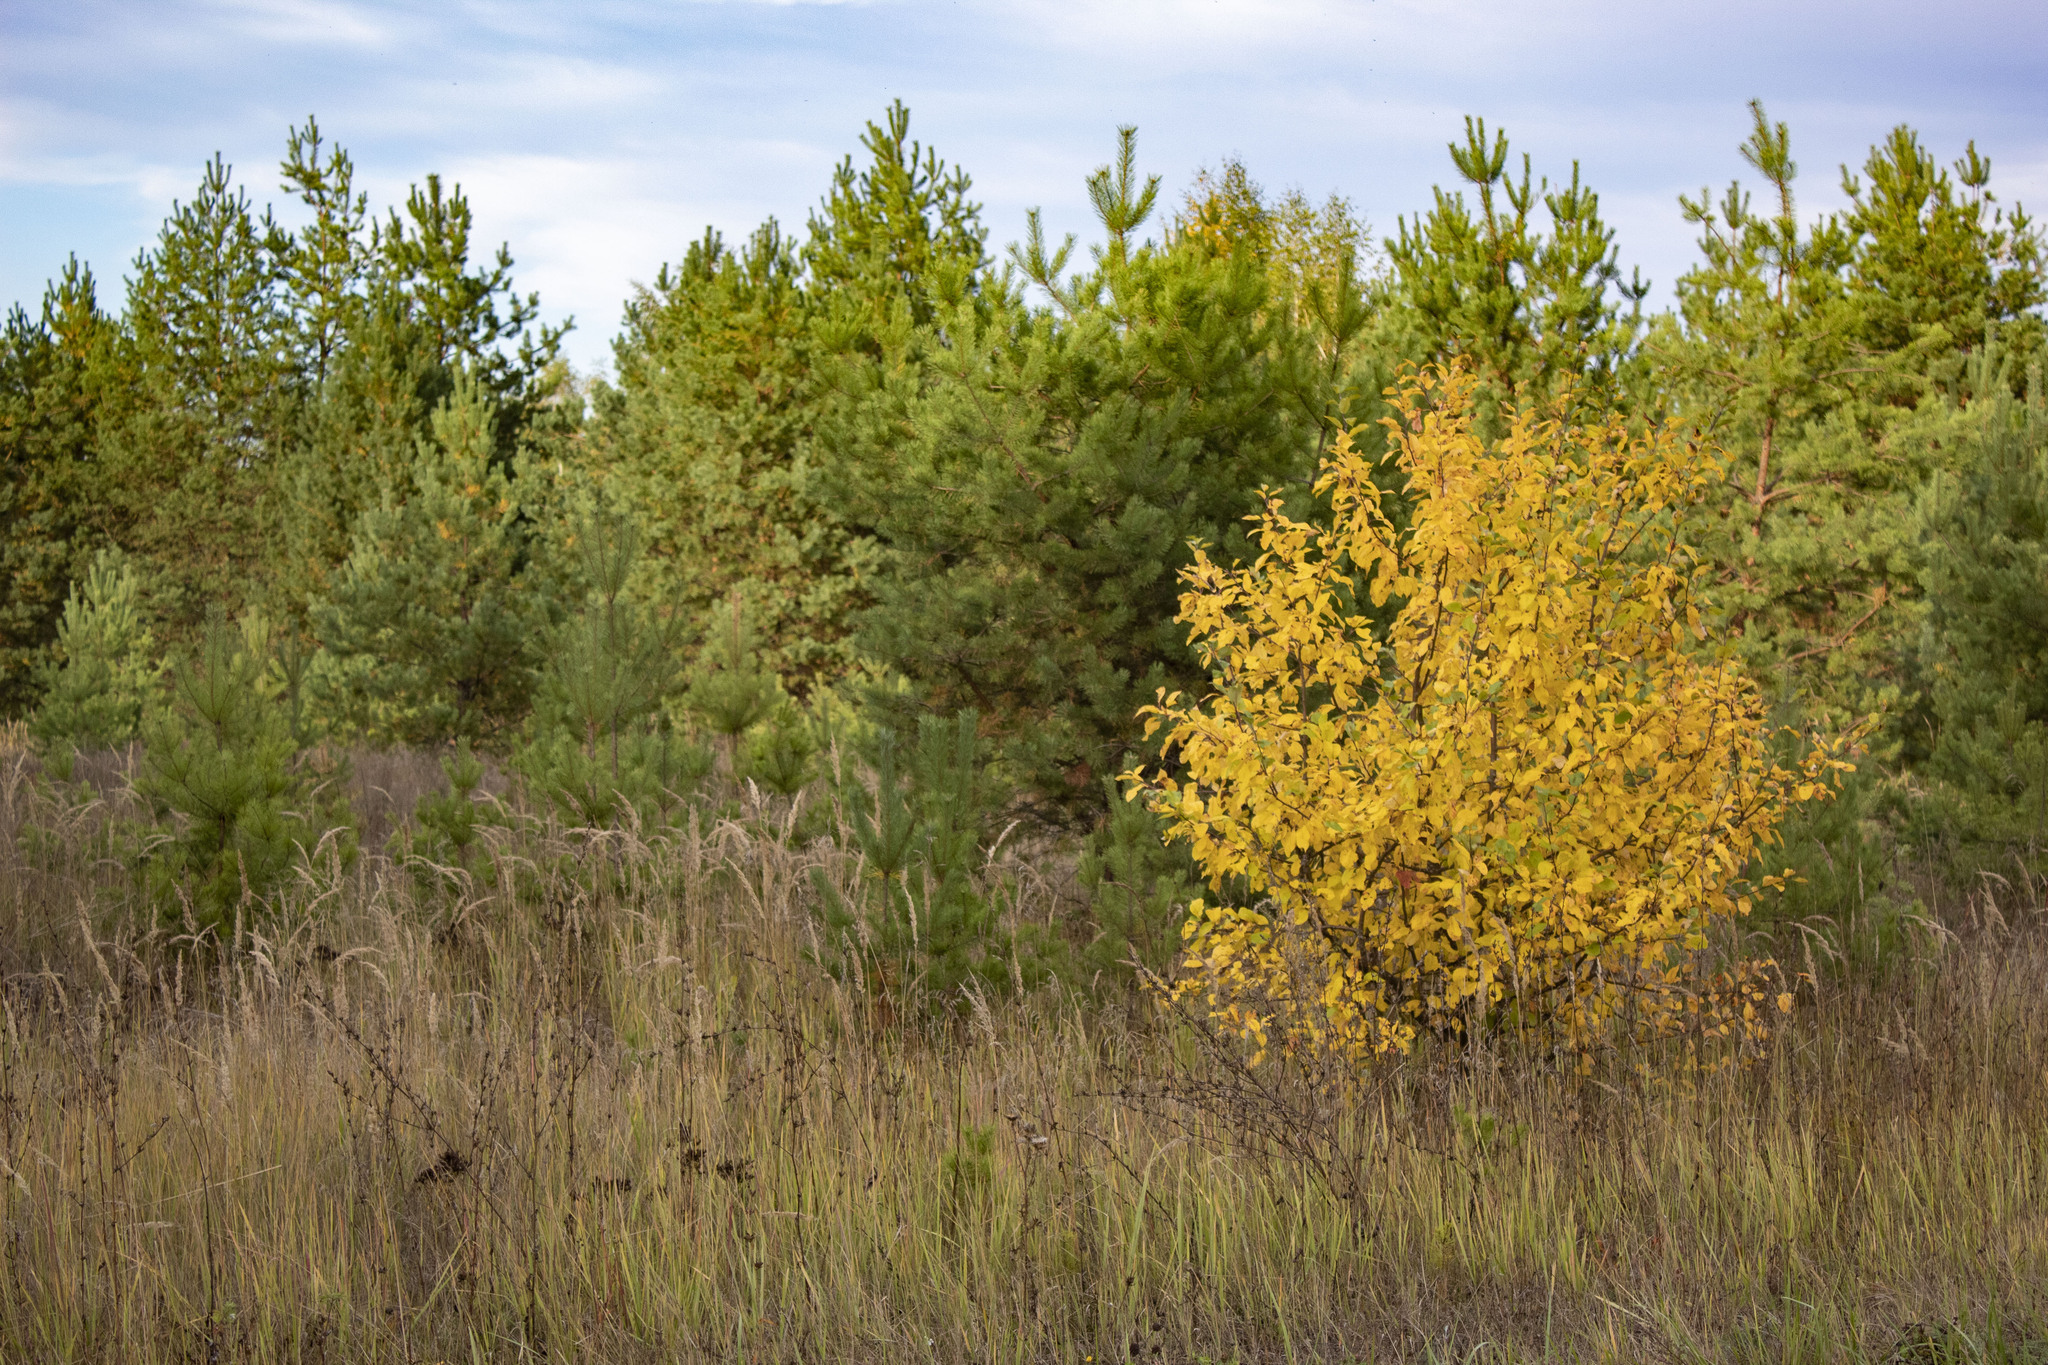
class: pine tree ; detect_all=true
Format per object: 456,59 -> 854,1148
1073,775 -> 1200,986
276,296 -> 440,619
685,591 -> 781,773
813,712 -> 1017,1006
1656,104 -> 2045,735
519,509 -> 707,827
30,550 -> 161,762
1380,117 -> 1650,422
805,99 -> 988,337
88,153 -> 297,633
125,154 -> 298,456
1912,363 -> 2048,851
410,738 -> 490,871
273,121 -> 575,621
270,118 -> 373,387
374,171 -> 569,427
139,610 -> 347,929
824,126 -> 1326,824
595,223 -> 871,692
3,123 -> 577,721
0,260 -> 116,713
1841,128 -> 2045,398
309,370 -> 548,744
1171,156 -> 1387,470
739,701 -> 819,797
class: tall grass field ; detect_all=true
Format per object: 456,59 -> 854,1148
0,736 -> 2041,1363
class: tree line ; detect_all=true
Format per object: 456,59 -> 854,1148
4,99 -> 2045,929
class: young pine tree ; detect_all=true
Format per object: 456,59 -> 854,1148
1074,775 -> 1200,987
1657,103 -> 2046,736
268,118 -> 578,626
825,126 -> 1325,825
685,591 -> 781,775
813,712 -> 1020,1007
1911,363 -> 2048,854
139,611 -> 349,930
30,550 -> 162,766
595,223 -> 871,693
806,99 -> 989,339
411,738 -> 491,870
519,510 -> 707,827
309,370 -> 548,744
1840,127 -> 2045,399
2,261 -> 118,715
99,154 -> 298,633
1379,117 -> 1651,423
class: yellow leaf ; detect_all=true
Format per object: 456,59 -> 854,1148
1130,365 -> 1838,1065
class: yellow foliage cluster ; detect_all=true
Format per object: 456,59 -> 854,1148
1131,367 -> 1847,1060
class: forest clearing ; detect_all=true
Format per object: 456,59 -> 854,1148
3,71 -> 2046,1361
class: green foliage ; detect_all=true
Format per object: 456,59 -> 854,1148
1073,775 -> 1198,985
1761,752 -> 1891,924
139,611 -> 350,929
1381,116 -> 1650,420
806,99 -> 988,335
686,593 -> 780,765
411,738 -> 490,870
1910,370 -> 2048,856
0,261 -> 113,715
275,295 -> 439,619
7,98 -> 2048,981
519,509 -> 707,827
30,549 -> 161,760
740,702 -> 820,798
1657,103 -> 2046,732
595,223 -> 870,692
309,370 -> 548,744
1842,126 -> 2046,395
124,154 -> 298,456
1658,100 -> 1858,477
270,117 -> 572,625
1175,157 -> 1381,424
376,174 -> 555,392
827,126 -> 1339,824
92,154 -> 301,634
268,118 -> 373,386
813,712 -> 1025,1006
1,122 -> 570,677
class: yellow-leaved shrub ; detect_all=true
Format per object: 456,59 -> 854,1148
1130,367 -> 1846,1061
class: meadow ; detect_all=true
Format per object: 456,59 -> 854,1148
0,735 -> 2040,1364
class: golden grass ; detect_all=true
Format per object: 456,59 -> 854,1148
0,749 -> 2042,1362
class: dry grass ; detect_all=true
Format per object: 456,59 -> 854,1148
0,746 -> 2042,1363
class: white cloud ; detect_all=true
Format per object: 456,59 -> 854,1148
3,0 -> 2043,372
204,0 -> 393,46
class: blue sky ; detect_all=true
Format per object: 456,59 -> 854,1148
4,0 -> 2044,375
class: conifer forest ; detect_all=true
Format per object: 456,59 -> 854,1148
1,99 -> 2045,1361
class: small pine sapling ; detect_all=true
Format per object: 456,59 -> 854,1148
31,550 -> 163,776
307,371 -> 547,744
686,590 -> 779,773
139,610 -> 354,931
1913,369 -> 2048,860
521,511 -> 707,827
813,712 -> 1019,1008
1075,773 -> 1200,986
412,738 -> 490,871
740,701 -> 821,798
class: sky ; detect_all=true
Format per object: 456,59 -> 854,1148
4,0 -> 2045,376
